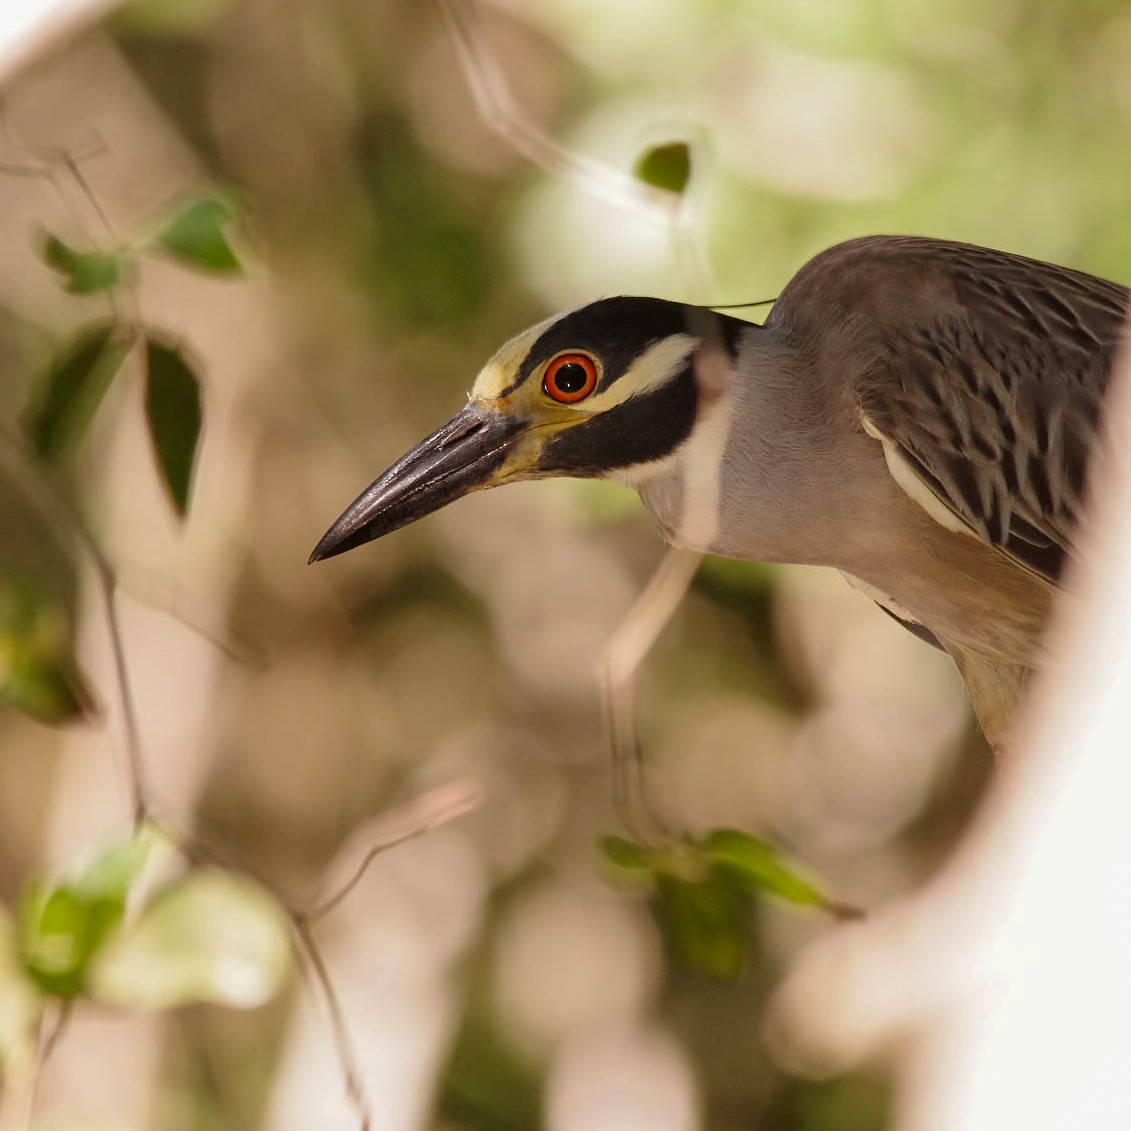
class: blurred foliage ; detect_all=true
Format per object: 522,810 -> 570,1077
91,869 -> 291,1010
0,573 -> 94,725
603,830 -> 837,980
19,187 -> 241,538
41,233 -> 126,295
143,337 -> 203,517
18,830 -> 154,999
4,0 -> 1128,1126
23,322 -> 134,465
634,141 -> 693,196
440,1010 -> 543,1131
150,192 -> 244,275
6,824 -> 289,1051
360,116 -> 495,331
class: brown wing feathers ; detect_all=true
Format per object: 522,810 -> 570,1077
777,237 -> 1129,584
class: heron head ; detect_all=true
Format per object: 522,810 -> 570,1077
309,297 -> 741,562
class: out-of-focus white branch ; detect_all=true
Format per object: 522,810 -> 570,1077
766,312 -> 1131,1130
0,0 -> 119,86
433,0 -> 675,223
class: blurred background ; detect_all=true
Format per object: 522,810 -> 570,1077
1,0 -> 1129,1127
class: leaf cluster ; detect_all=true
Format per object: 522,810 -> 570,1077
601,828 -> 840,980
1,827 -> 290,1073
0,575 -> 93,724
25,190 -> 244,518
5,190 -> 245,731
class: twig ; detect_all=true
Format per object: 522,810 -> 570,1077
0,127 -> 129,325
150,815 -> 374,1126
0,425 -> 150,825
289,915 -> 373,1131
117,562 -> 269,670
601,547 -> 702,842
161,808 -> 378,1128
434,0 -> 719,840
0,147 -> 382,1130
0,1000 -> 72,1131
432,0 -> 674,222
37,1000 -> 72,1067
152,783 -> 481,1131
304,779 -> 481,920
60,151 -> 116,244
95,561 -> 149,827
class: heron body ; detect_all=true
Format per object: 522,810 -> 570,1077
311,236 -> 1129,748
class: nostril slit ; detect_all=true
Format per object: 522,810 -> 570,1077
438,416 -> 486,449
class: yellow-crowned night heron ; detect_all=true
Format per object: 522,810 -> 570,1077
310,236 -> 1129,747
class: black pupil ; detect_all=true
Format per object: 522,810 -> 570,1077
554,362 -> 588,394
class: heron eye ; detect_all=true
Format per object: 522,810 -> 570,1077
544,353 -> 598,403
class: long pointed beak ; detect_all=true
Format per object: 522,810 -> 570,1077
309,404 -> 527,563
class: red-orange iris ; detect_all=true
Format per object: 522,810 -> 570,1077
543,352 -> 598,403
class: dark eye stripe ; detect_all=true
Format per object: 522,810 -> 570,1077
502,298 -> 691,395
537,369 -> 698,473
498,299 -> 745,398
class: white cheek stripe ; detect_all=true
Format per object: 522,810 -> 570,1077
677,382 -> 734,551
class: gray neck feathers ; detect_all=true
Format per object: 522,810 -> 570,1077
636,322 -> 891,567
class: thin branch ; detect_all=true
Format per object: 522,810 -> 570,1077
95,564 -> 149,826
433,0 -> 675,222
0,137 -> 158,823
37,1000 -> 72,1067
60,151 -> 116,244
0,426 -> 150,824
0,118 -> 111,232
0,128 -> 128,327
0,1000 -> 72,1131
163,814 -> 377,1129
600,547 -> 703,842
153,786 -> 482,1131
672,200 -> 711,306
0,139 -> 389,1131
289,915 -> 373,1131
149,818 -> 373,1128
0,100 -> 107,175
303,779 -> 482,920
0,146 -> 380,1130
117,563 -> 269,670
434,0 -> 721,839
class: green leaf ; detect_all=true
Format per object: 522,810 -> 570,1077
19,884 -> 116,999
41,232 -> 125,294
633,141 -> 693,196
150,193 -> 244,274
705,829 -> 825,908
22,322 -> 135,464
600,835 -> 654,871
17,831 -> 155,1000
0,574 -> 95,725
439,1011 -> 543,1131
90,870 -> 291,1010
144,338 -> 203,517
1,657 -> 93,724
654,872 -> 748,980
73,829 -> 157,903
19,884 -> 79,992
